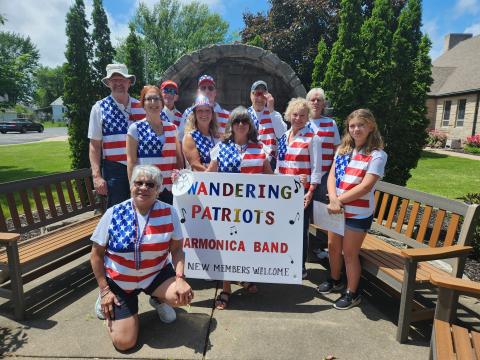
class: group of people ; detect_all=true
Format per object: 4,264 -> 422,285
88,63 -> 387,351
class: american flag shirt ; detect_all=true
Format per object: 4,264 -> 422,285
334,152 -> 352,188
100,95 -> 144,165
104,199 -> 177,291
191,130 -> 215,166
247,106 -> 277,158
217,141 -> 266,174
309,117 -> 341,176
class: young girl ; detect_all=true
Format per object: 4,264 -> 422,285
317,109 -> 387,310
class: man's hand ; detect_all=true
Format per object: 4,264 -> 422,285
174,278 -> 193,306
101,291 -> 120,320
93,175 -> 108,195
265,92 -> 275,113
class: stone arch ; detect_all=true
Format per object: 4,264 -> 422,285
162,44 -> 306,114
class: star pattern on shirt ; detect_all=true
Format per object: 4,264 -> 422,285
335,153 -> 352,188
137,121 -> 164,158
108,203 -> 136,252
247,107 -> 260,130
100,96 -> 128,136
277,133 -> 288,161
191,130 -> 214,164
218,141 -> 241,173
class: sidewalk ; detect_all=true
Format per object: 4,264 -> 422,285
424,147 -> 480,160
0,256 -> 444,359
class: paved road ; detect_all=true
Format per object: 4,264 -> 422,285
0,127 -> 68,145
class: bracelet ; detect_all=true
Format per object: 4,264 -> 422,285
100,284 -> 110,292
100,289 -> 110,298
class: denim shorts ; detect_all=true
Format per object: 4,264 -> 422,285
345,215 -> 374,233
106,263 -> 176,320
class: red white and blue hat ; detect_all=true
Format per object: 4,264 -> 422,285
198,74 -> 215,87
192,94 -> 213,109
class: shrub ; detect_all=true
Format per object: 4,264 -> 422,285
464,145 -> 480,155
465,134 -> 480,148
457,193 -> 480,259
426,129 -> 447,148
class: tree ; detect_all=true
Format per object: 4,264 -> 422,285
247,34 -> 264,48
64,0 -> 95,169
133,0 -> 228,82
0,31 -> 39,106
322,0 -> 364,123
123,23 -> 145,98
91,0 -> 115,99
34,65 -> 65,110
310,38 -> 329,89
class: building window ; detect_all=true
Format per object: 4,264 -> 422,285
456,99 -> 466,127
442,100 -> 451,126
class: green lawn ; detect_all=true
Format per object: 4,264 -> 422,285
0,141 -> 71,184
406,151 -> 480,199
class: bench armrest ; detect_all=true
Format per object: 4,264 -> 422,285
430,274 -> 480,297
0,233 -> 20,244
401,244 -> 472,262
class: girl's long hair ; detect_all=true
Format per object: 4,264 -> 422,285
223,106 -> 259,144
338,109 -> 384,155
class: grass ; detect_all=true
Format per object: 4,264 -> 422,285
406,151 -> 480,199
41,121 -> 68,128
0,141 -> 70,183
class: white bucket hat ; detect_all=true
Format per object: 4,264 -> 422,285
101,64 -> 136,86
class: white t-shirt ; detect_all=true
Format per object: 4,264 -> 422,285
127,119 -> 166,145
88,97 -> 133,140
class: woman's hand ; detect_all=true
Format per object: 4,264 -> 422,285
171,169 -> 180,183
327,197 -> 343,214
299,174 -> 307,185
101,291 -> 120,320
304,191 -> 313,209
175,278 -> 194,306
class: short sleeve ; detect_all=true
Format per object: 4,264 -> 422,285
210,143 -> 221,161
88,102 -> 103,140
367,150 -> 387,177
91,207 -> 114,246
170,206 -> 183,241
127,122 -> 139,141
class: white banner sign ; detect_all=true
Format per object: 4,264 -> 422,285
173,172 -> 304,284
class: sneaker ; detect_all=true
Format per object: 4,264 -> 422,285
315,249 -> 329,259
333,290 -> 361,310
316,278 -> 344,294
302,267 -> 308,279
95,294 -> 105,320
149,297 -> 176,323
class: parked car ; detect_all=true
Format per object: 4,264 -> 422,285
0,119 -> 44,134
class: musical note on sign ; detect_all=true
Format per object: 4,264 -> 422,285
294,179 -> 301,193
287,254 -> 294,264
180,208 -> 187,223
229,226 -> 238,235
289,212 -> 300,225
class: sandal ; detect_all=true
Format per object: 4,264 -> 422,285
215,291 -> 230,310
239,281 -> 258,294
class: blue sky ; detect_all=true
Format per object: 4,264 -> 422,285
2,0 -> 479,67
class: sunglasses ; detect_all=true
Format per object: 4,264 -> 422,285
253,91 -> 266,97
162,88 -> 177,95
233,118 -> 251,125
133,181 -> 156,189
144,96 -> 161,103
200,85 -> 215,91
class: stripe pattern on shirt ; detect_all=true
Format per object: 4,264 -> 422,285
277,126 -> 315,189
100,96 -> 144,165
136,120 -> 177,191
218,141 -> 265,174
247,106 -> 277,157
105,199 -> 174,291
309,117 -> 339,173
191,130 -> 215,166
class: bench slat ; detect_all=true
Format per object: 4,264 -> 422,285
472,330 -> 480,359
84,176 -> 95,205
6,193 -> 21,230
452,324 -> 474,359
385,196 -> 399,229
55,183 -> 68,215
444,214 -> 460,247
374,190 -> 380,209
44,184 -> 57,218
395,199 -> 409,233
434,319 -> 455,359
429,209 -> 446,247
32,187 -> 47,223
405,202 -> 420,238
19,190 -> 34,226
416,205 -> 432,243
377,193 -> 390,225
65,180 -> 78,212
75,179 -> 87,208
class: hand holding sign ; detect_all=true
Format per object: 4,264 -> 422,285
172,169 -> 194,196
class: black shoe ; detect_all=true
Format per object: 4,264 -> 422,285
333,290 -> 361,310
316,278 -> 344,294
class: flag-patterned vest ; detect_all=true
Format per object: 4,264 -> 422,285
105,199 -> 174,291
136,120 -> 177,191
218,141 -> 265,174
100,96 -> 145,165
335,149 -> 379,219
162,107 -> 183,128
309,116 -> 339,174
191,130 -> 215,166
277,126 -> 315,189
247,106 -> 277,158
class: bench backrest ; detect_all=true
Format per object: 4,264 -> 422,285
0,169 -> 99,234
373,181 -> 479,253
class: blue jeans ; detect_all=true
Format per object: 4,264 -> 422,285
313,173 -> 329,204
102,160 -> 130,209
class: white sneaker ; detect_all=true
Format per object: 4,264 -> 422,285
95,294 -> 105,320
149,297 -> 176,323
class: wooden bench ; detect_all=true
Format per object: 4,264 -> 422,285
0,169 -> 102,319
429,274 -> 480,360
309,181 -> 480,343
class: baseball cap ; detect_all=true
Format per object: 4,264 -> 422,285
192,94 -> 213,109
160,80 -> 178,91
198,74 -> 215,87
251,80 -> 268,92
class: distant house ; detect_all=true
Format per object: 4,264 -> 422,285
426,34 -> 480,141
50,97 -> 67,122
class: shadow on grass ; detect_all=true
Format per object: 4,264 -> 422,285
421,150 -> 449,159
0,166 -> 63,184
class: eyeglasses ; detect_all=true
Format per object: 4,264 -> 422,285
162,88 -> 177,95
144,96 -> 161,103
233,118 -> 251,125
133,181 -> 156,189
200,85 -> 215,91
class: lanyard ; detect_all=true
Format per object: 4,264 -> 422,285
132,200 -> 154,270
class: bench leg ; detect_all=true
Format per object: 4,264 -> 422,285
6,242 -> 25,320
434,287 -> 456,323
396,259 -> 417,343
429,325 -> 435,360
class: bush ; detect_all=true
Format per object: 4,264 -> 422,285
457,193 -> 480,259
465,134 -> 480,148
426,129 -> 447,148
464,145 -> 480,155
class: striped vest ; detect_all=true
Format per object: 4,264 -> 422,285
136,120 -> 177,191
162,107 -> 183,128
277,126 -> 315,189
335,151 -> 374,219
218,141 -> 265,174
248,106 -> 277,157
105,199 -> 174,291
309,117 -> 339,174
182,103 -> 230,136
100,96 -> 144,165
191,130 -> 215,166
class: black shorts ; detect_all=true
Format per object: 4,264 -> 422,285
345,215 -> 374,233
106,263 -> 176,320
